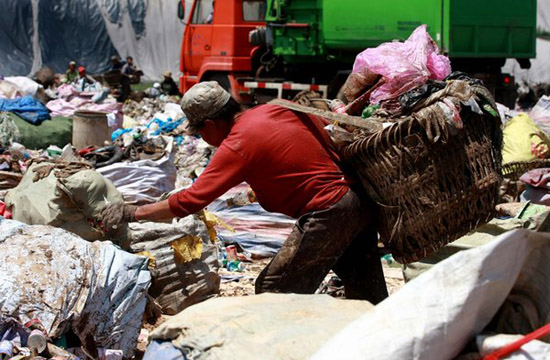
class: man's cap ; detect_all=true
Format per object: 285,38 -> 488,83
111,55 -> 119,61
181,81 -> 231,127
153,82 -> 161,89
69,61 -> 76,65
163,71 -> 172,78
78,66 -> 86,73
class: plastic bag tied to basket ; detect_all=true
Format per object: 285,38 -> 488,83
351,24 -> 451,104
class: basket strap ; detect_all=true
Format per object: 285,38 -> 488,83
268,99 -> 383,133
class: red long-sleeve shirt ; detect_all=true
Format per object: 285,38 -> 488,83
168,104 -> 351,219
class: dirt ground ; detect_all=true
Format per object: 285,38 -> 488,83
218,258 -> 405,297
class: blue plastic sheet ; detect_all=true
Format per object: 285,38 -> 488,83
0,96 -> 50,125
148,117 -> 185,136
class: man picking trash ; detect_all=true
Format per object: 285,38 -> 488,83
100,81 -> 388,304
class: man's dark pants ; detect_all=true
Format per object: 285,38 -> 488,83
255,188 -> 388,304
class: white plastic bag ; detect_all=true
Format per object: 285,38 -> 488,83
97,136 -> 177,204
313,229 -> 550,360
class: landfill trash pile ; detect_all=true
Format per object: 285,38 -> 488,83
143,228 -> 550,360
3,17 -> 550,360
123,96 -> 182,126
174,135 -> 215,188
0,72 -> 123,151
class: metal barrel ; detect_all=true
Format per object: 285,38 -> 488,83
72,110 -> 112,149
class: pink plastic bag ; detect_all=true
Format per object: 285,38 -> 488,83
352,25 -> 451,104
57,83 -> 79,99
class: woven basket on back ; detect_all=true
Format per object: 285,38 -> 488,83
342,83 -> 503,264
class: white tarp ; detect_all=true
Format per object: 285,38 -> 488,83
312,229 -> 550,360
97,0 -> 190,80
97,136 -> 177,204
0,0 -> 188,80
0,219 -> 151,357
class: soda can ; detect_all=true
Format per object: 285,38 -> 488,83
0,340 -> 13,359
225,245 -> 238,261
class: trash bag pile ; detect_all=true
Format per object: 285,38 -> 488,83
0,72 -> 125,151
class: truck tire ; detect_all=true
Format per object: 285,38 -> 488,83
203,73 -> 231,93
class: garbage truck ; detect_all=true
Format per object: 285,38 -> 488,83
177,0 -> 537,106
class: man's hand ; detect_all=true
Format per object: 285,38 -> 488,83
99,203 -> 138,231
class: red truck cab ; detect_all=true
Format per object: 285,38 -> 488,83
178,0 -> 266,100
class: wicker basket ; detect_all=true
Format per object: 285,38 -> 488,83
502,159 -> 550,181
343,93 -> 503,264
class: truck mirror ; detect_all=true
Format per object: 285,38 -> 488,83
177,1 -> 185,20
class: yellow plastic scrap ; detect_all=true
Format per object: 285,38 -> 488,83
171,235 -> 203,263
197,210 -> 234,243
137,251 -> 157,269
503,113 -> 550,164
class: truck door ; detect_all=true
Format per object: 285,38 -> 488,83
183,0 -> 214,75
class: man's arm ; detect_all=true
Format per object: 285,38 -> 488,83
135,199 -> 174,222
100,142 -> 248,231
167,144 -> 247,218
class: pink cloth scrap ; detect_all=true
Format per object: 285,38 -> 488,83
519,168 -> 550,189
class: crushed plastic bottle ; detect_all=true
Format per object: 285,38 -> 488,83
381,253 -> 396,266
226,260 -> 246,272
226,188 -> 256,207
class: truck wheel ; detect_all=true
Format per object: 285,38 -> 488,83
204,73 -> 231,93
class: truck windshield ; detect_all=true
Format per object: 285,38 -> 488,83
243,0 -> 266,22
191,0 -> 214,24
